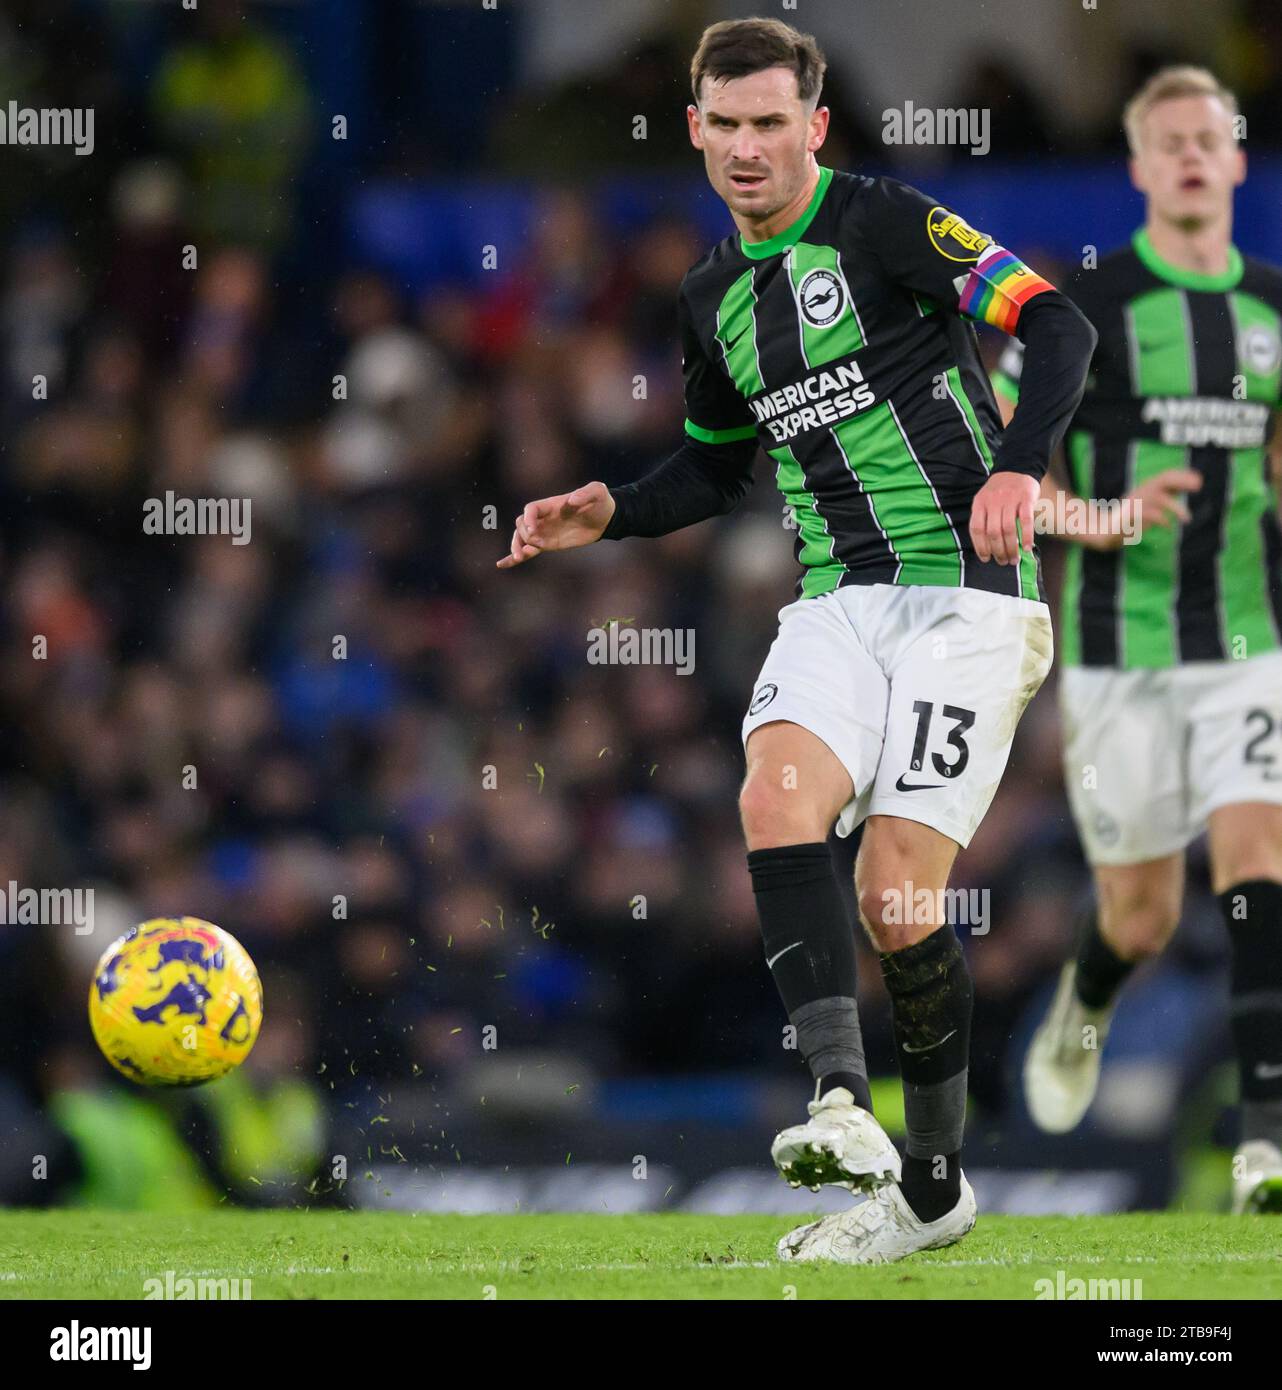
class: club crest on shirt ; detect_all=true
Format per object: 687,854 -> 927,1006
927,207 -> 993,263
1240,323 -> 1282,377
797,269 -> 845,327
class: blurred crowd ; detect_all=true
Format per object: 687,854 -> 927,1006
0,0 -> 1254,1208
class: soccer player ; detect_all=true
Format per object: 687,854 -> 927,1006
998,68 -> 1282,1213
499,18 -> 1095,1261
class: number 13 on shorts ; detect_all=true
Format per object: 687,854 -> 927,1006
869,600 -> 1053,848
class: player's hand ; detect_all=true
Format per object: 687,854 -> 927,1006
970,470 -> 1039,567
1125,467 -> 1202,532
1076,467 -> 1202,551
496,481 -> 617,569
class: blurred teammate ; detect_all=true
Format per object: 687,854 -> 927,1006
500,18 -> 1094,1261
996,68 -> 1282,1213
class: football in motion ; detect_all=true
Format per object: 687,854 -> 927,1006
88,917 -> 263,1086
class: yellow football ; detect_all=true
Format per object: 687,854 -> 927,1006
88,917 -> 263,1086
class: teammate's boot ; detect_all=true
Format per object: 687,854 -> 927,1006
1231,1139 -> 1282,1214
770,1086 -> 901,1193
1023,962 -> 1113,1133
777,1173 -> 977,1264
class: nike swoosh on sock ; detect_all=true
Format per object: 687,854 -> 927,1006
901,1028 -> 958,1055
766,941 -> 803,970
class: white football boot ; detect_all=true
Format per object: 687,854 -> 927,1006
1231,1139 -> 1282,1214
1023,962 -> 1114,1133
770,1086 -> 902,1193
778,1173 -> 977,1264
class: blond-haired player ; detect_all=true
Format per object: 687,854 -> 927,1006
996,68 -> 1282,1212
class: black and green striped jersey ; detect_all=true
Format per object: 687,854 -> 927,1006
996,229 -> 1282,668
676,165 -> 1087,602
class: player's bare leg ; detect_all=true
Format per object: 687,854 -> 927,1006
1024,854 -> 1183,1133
1209,803 -> 1282,1212
780,814 -> 978,1263
740,720 -> 852,851
741,722 -> 902,1195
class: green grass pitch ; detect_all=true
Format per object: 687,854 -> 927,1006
3,1210 -> 1281,1299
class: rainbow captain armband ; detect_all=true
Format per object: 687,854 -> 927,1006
958,245 -> 1055,335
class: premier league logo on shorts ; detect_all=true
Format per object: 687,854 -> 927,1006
798,269 -> 844,328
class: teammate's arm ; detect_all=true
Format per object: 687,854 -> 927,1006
993,352 -> 1200,551
498,285 -> 758,567
1035,460 -> 1201,552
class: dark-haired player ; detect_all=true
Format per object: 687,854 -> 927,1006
500,18 -> 1094,1261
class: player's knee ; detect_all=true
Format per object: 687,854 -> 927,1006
856,875 -> 930,951
857,879 -> 893,943
855,823 -> 956,949
738,773 -> 827,850
1100,898 -> 1180,961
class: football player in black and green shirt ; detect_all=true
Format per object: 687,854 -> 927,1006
997,67 -> 1282,1213
499,18 -> 1095,1261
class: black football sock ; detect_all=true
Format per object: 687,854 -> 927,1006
1074,907 -> 1134,1010
748,841 -> 872,1112
880,927 -> 972,1223
1219,880 -> 1282,1149
901,1150 -> 961,1222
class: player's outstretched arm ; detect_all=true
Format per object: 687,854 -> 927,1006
496,482 -> 616,568
497,435 -> 758,570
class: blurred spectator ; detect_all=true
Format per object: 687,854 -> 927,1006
151,0 -> 311,249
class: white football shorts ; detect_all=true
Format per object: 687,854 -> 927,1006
740,582 -> 1054,848
1060,650 -> 1282,865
